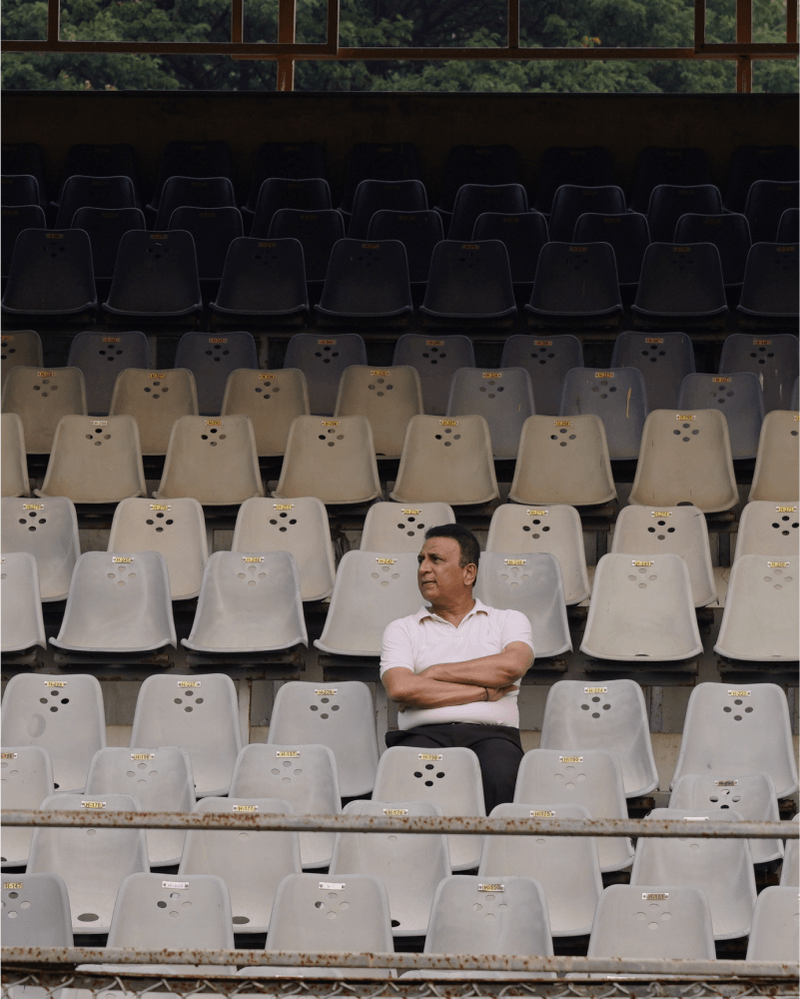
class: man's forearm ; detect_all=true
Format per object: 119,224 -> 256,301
383,669 -> 492,709
421,642 -> 533,687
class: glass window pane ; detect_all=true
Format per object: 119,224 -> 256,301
245,0 -> 278,43
59,0 -> 231,43
753,0 -> 793,42
752,58 -> 800,91
1,0 -> 48,41
521,0 -> 693,48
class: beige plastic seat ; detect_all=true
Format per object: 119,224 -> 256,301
2,496 -> 80,601
749,410 -> 800,502
628,409 -> 738,513
611,504 -> 716,607
391,414 -> 499,505
714,554 -> 799,661
182,550 -> 307,653
514,749 -> 634,873
107,497 -> 208,601
360,500 -> 456,552
36,415 -> 147,504
486,503 -> 590,605
735,501 -> 800,558
581,552 -> 702,661
671,683 -> 798,798
274,414 -> 382,505
780,816 -> 799,886
334,364 -> 424,458
509,415 -> 617,507
315,551 -> 421,656
746,886 -> 800,961
1,330 -> 43,388
1,746 -> 54,868
232,496 -> 336,602
221,367 -> 310,456
109,367 -> 199,455
1,365 -> 87,453
1,552 -> 46,652
2,413 -> 30,497
446,366 -> 535,459
155,414 -> 264,505
540,679 -> 659,797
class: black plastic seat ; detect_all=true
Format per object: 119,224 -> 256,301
54,174 -> 138,228
268,208 -> 345,283
548,185 -> 626,243
167,206 -> 244,281
500,333 -> 584,416
347,179 -> 428,239
243,141 -> 327,216
673,213 -> 751,287
629,147 -> 712,214
148,140 -> 232,213
572,212 -> 650,286
1,144 -> 46,205
533,146 -> 616,215
154,175 -> 235,230
745,180 -> 800,244
736,243 -> 799,329
724,145 -> 799,212
339,142 -> 421,214
367,209 -> 444,284
174,330 -> 258,415
61,143 -> 139,193
472,211 -> 549,286
315,238 -> 412,326
777,207 -> 800,242
250,178 -> 332,237
647,184 -> 723,244
420,239 -> 517,327
1,175 -> 41,208
436,144 -> 519,216
2,204 -> 46,277
631,242 -> 728,328
526,241 -> 622,328
447,183 -> 528,241
70,207 -> 146,280
66,330 -> 149,416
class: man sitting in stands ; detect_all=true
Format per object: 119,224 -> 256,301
380,523 -> 534,812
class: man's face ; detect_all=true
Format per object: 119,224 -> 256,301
417,536 -> 475,604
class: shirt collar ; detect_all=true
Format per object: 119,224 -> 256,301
415,597 -> 490,627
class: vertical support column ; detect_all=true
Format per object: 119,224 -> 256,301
47,0 -> 60,43
277,0 -> 296,91
231,0 -> 243,43
648,685 -> 663,732
508,0 -> 520,50
694,0 -> 705,50
788,0 -> 798,44
736,0 -> 753,93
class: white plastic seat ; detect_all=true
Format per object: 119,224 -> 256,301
630,807 -> 756,940
611,504 -> 716,607
130,673 -> 243,797
334,364 -> 424,458
1,746 -> 54,868
715,554 -> 799,661
182,550 -> 307,654
314,551 -> 421,656
749,410 -> 800,502
475,551 -> 572,658
274,414 -> 382,505
372,745 -> 485,870
154,414 -> 264,505
1,872 -> 72,945
628,409 -> 738,513
232,496 -> 336,602
446,366 -> 535,459
266,681 -> 379,799
1,672 -> 106,793
671,683 -> 798,799
1,365 -> 87,454
2,496 -> 81,601
736,500 -> 800,558
230,743 -> 341,869
509,415 -> 617,507
390,414 -> 499,505
1,551 -> 46,652
329,799 -> 451,937
479,802 -> 603,937
360,500 -> 456,552
1,330 -> 44,389
746,886 -> 800,961
178,797 -> 301,933
540,680 -> 659,798
85,746 -> 196,868
559,367 -> 648,460
2,412 -> 30,497
27,792 -> 149,935
514,749 -> 634,872
109,367 -> 199,455
221,367 -> 310,456
780,817 -> 799,886
50,550 -> 176,654
107,497 -> 208,601
486,503 -> 590,605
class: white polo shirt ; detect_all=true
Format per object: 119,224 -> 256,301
380,598 -> 534,730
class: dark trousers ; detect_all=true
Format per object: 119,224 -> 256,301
385,722 -> 524,814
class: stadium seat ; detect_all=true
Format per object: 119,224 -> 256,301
167,205 -> 244,281
777,206 -> 800,242
446,366 -> 535,459
1,412 -> 29,497
69,206 -> 146,281
66,330 -> 149,416
2,229 -> 97,325
714,554 -> 799,662
559,366 -> 647,460
629,146 -> 712,214
2,495 -> 80,602
360,500 -> 455,552
174,330 -> 258,416
420,239 -> 517,327
230,743 -> 340,868
673,213 -> 751,288
109,367 -> 199,455
746,886 -> 800,961
472,210 -> 549,286
548,184 -> 626,243
283,332 -> 367,416
437,144 -> 519,217
744,179 -> 799,244
646,184 -> 723,243
539,679 -> 659,797
631,242 -> 728,327
749,410 -> 800,502
1,174 -> 41,207
315,238 -> 413,326
373,746 -> 485,871
130,673 -> 243,797
61,142 -> 139,191
447,183 -> 529,241
0,672 -> 105,793
314,550 -> 420,657
572,212 -> 650,288
367,208 -> 444,284
339,141 -> 421,215
250,177 -> 333,236
736,242 -> 799,327
526,241 -> 622,328
610,330 -> 696,412
2,145 -> 46,203
333,364 -> 424,459
1,329 -> 43,387
670,682 -> 798,798
500,333 -> 583,417
509,414 -> 617,507
0,746 -> 54,869
392,332 -> 475,415
1,204 -> 46,277
154,174 -> 235,230
677,372 -> 764,459
781,817 -> 799,886
149,139 -> 232,212
735,500 -> 799,558
719,333 -> 799,413
243,140 -> 328,217
1,872 -> 72,945
268,207 -> 345,282
534,146 -> 616,215
54,174 -> 137,229
1,551 -> 45,654
347,178 -> 428,239
628,409 -> 738,514
2,365 -> 87,454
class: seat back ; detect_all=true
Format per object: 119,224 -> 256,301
749,410 -> 800,502
559,366 -> 647,459
549,184 -> 626,243
673,212 -> 752,286
167,205 -> 244,281
1,873 -> 72,945
2,205 -> 46,277
715,553 -> 799,661
472,211 -> 548,285
210,236 -> 309,323
500,333 -> 583,416
2,365 -> 87,453
735,500 -> 800,558
2,146 -> 45,200
268,207 -> 345,282
632,242 -> 727,320
67,330 -> 149,416
572,213 -> 650,285
746,886 -> 800,961
62,143 -> 138,189
1,495 -> 80,601
109,367 -> 198,454
534,146 -> 616,214
284,332 -> 367,416
446,367 -> 534,459
0,551 -> 46,653
2,228 -> 96,320
317,238 -> 412,321
174,330 -> 258,416
392,332 -> 475,415
745,179 -> 800,243
630,146 -> 712,214
348,178 -> 428,239
1,412 -> 29,497
154,174 -> 235,230
777,207 -> 800,242
55,174 -> 137,228
244,140 -> 328,212
720,333 -> 799,413
448,183 -> 529,241
1,174 -> 40,206
103,229 -> 201,318
0,746 -> 54,868
367,209 -> 443,283
251,177 -> 332,235
736,243 -> 800,323
647,184 -> 723,243
334,364 -> 424,458
611,330 -> 696,412
340,142 -> 421,214
677,371 -> 764,459
438,144 -> 519,214
1,329 -> 43,386
527,241 -> 622,321
421,239 -> 516,322
360,500 -> 455,552
150,140 -> 232,209
724,144 -> 799,212
70,206 -> 146,280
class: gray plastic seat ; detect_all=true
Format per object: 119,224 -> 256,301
1,412 -> 29,497
509,414 -> 617,507
109,367 -> 199,456
154,414 -> 264,506
334,364 -> 424,458
671,682 -> 798,798
736,500 -> 800,558
677,372 -> 764,459
392,332 -> 476,416
500,333 -> 584,417
714,554 -> 799,661
221,367 -> 310,457
475,551 -> 571,658
107,497 -> 208,601
2,496 -> 80,602
266,681 -> 380,799
274,414 -> 382,505
746,886 -> 800,961
230,743 -> 341,869
514,749 -> 634,873
360,500 -> 456,553
84,746 -> 195,868
50,550 -> 176,655
670,771 -> 783,864
1,872 -> 72,945
446,367 -> 535,459
315,550 -> 420,657
1,365 -> 87,454
749,410 -> 800,502
610,331 -> 696,412
173,330 -> 258,416
284,332 -> 367,416
1,329 -> 43,387
630,807 -> 756,940
130,673 -> 243,798
559,366 -> 647,460
179,797 -> 301,933
182,550 -> 307,654
611,504 -> 716,607
391,414 -> 499,506
479,802 -> 603,937
36,414 -> 147,504
781,816 -> 799,886
720,333 -> 799,413
330,799 -> 450,937
1,552 -> 46,652
373,746 -> 485,871
1,746 -> 54,868
66,331 -> 149,416
628,409 -> 738,513
27,792 -> 149,935
540,679 -> 659,798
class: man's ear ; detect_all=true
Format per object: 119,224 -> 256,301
464,562 -> 477,587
